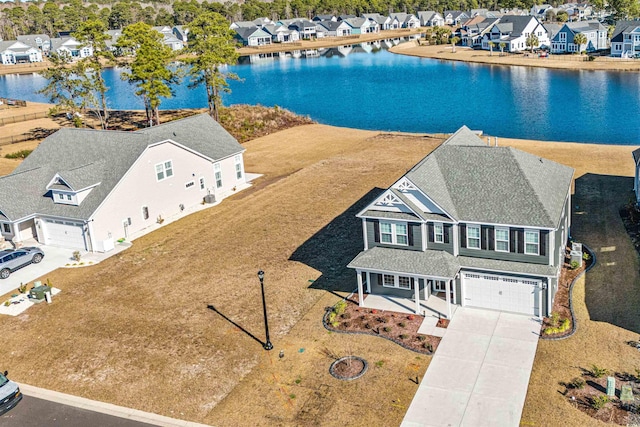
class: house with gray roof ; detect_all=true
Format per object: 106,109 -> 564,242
610,20 -> 640,57
348,126 -> 573,318
417,11 -> 444,27
389,13 -> 420,29
550,20 -> 608,53
481,15 -> 549,52
0,114 -> 247,253
50,36 -> 92,59
234,26 -> 272,46
0,40 -> 43,65
16,34 -> 51,53
362,13 -> 393,30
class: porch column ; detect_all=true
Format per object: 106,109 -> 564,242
365,272 -> 371,293
357,270 -> 364,307
414,277 -> 421,315
446,279 -> 452,319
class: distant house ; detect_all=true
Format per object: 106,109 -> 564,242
0,114 -> 248,252
610,20 -> 640,57
344,17 -> 378,34
550,20 -> 608,53
16,34 -> 51,53
482,15 -> 549,52
312,14 -> 336,22
173,25 -> 189,43
443,11 -> 470,26
363,13 -> 393,31
417,11 -> 445,27
348,126 -> 573,318
50,36 -> 92,59
287,19 -> 318,39
461,17 -> 498,47
0,40 -> 43,64
262,24 -> 300,43
234,26 -> 272,46
104,29 -> 123,55
152,26 -> 184,50
530,4 -> 553,20
317,20 -> 352,37
389,13 -> 420,29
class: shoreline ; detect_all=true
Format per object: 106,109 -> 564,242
389,41 -> 640,72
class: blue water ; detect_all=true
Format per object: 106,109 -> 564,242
1,41 -> 639,144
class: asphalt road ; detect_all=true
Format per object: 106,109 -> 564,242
0,395 -> 156,427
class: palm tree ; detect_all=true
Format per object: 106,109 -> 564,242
488,41 -> 495,56
499,42 -> 506,55
450,36 -> 460,53
526,34 -> 539,53
573,33 -> 587,54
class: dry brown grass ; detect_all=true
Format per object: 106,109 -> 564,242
0,122 -> 639,426
392,43 -> 640,71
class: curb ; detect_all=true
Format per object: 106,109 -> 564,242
18,384 -> 212,427
540,244 -> 596,341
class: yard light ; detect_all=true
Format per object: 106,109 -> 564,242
257,270 -> 273,351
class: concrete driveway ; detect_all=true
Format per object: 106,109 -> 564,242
0,246 -> 75,297
402,307 -> 541,427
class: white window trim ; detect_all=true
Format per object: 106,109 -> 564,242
214,162 -> 223,188
467,225 -> 481,249
382,274 -> 412,290
434,222 -> 444,243
379,221 -> 408,246
155,160 -> 174,182
1,223 -> 10,233
524,230 -> 540,255
234,154 -> 243,180
495,227 -> 509,252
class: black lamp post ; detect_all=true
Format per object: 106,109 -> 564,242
257,270 -> 273,350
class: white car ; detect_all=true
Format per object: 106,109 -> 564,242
0,371 -> 22,415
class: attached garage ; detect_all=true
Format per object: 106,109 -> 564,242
462,272 -> 541,316
42,219 -> 87,250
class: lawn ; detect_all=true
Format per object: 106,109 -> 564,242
0,123 -> 639,426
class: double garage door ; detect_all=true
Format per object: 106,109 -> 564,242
462,272 -> 540,316
42,219 -> 87,250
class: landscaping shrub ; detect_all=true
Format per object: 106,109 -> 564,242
376,316 -> 388,323
364,323 -> 371,329
340,312 -> 350,319
383,326 -> 391,333
569,377 -> 585,389
590,364 -> 609,378
328,312 -> 336,324
423,342 -> 433,352
399,334 -> 409,340
570,260 -> 580,270
582,252 -> 591,261
334,300 -> 347,316
590,395 -> 609,410
399,322 -> 406,328
543,318 -> 570,335
417,335 -> 427,342
4,149 -> 32,159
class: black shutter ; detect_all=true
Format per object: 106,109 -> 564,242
460,224 -> 467,248
373,220 -> 380,243
510,228 -> 516,253
481,226 -> 488,250
540,230 -> 547,256
444,224 -> 450,244
408,223 -> 414,247
428,223 -> 434,242
517,229 -> 525,253
488,226 -> 495,251
377,273 -> 382,286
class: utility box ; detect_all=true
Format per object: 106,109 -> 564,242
203,194 -> 216,204
571,242 -> 582,253
29,285 -> 51,301
570,251 -> 583,267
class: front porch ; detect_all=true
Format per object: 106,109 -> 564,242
360,293 -> 458,320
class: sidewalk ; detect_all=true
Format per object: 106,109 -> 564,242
19,384 -> 212,427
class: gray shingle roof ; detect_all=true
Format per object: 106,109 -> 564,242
0,114 -> 243,222
361,210 -> 420,221
632,147 -> 640,164
458,256 -> 559,276
611,20 -> 640,43
348,246 -> 461,278
404,126 -> 573,228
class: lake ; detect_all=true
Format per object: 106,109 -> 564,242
1,39 -> 639,144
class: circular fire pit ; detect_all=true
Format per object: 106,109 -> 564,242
329,356 -> 368,381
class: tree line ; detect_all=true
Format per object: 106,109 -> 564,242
2,0 -> 637,41
38,12 -> 238,129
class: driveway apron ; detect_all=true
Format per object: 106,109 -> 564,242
402,307 -> 541,427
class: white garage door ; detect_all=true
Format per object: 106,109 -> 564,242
463,272 -> 540,316
42,219 -> 86,250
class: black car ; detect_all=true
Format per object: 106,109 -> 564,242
0,247 -> 45,279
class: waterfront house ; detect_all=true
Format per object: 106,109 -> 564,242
16,34 -> 51,53
234,27 -> 272,46
389,13 -> 421,29
550,20 -> 608,53
0,40 -> 43,64
317,20 -> 352,37
50,36 -> 92,59
173,25 -> 189,43
262,24 -> 300,43
610,20 -> 640,57
152,26 -> 184,50
461,17 -> 498,47
363,13 -> 393,31
443,11 -> 470,26
0,114 -> 247,252
313,14 -> 336,22
481,15 -> 549,52
286,19 -> 319,39
417,11 -> 445,27
343,17 -> 378,34
347,127 -> 573,318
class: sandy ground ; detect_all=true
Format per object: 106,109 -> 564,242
391,41 -> 640,71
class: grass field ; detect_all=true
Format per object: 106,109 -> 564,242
0,122 -> 639,426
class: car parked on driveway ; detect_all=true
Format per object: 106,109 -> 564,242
0,247 -> 45,279
0,371 -> 22,415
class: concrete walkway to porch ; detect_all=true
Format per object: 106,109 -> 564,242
402,307 -> 541,427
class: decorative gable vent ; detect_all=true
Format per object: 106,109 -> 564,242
396,178 -> 417,192
376,193 -> 402,206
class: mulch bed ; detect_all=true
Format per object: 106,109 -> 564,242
436,318 -> 449,328
323,296 -> 441,355
620,203 -> 640,256
540,245 -> 592,339
329,356 -> 368,380
563,372 -> 640,425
